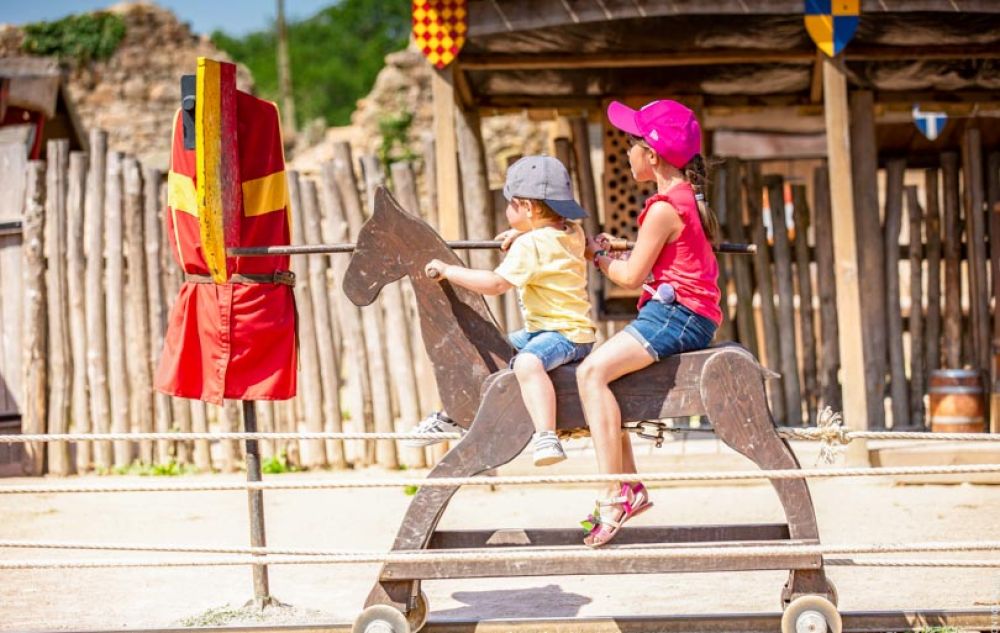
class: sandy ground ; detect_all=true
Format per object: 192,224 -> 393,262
1,439 -> 999,631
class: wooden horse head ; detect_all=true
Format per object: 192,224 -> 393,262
343,186 -> 514,427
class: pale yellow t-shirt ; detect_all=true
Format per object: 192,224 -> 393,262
494,223 -> 596,344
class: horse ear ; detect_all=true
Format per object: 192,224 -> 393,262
373,185 -> 404,219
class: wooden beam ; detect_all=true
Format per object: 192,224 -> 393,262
822,58 -> 870,441
809,51 -> 824,104
432,65 -> 462,241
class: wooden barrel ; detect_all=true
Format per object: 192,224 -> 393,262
928,369 -> 985,433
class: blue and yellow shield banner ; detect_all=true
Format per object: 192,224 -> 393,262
805,0 -> 860,57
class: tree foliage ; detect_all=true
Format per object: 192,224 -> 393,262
21,12 -> 126,64
212,0 -> 410,127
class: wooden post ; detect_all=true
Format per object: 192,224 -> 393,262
332,143 -> 395,468
812,165 -> 842,412
84,131 -> 112,469
906,186 -> 926,429
432,66 -> 462,242
189,399 -> 210,471
745,164 -> 785,423
22,161 -> 46,476
924,168 -> 942,374
725,158 -> 758,358
823,59 -> 870,442
941,152 -> 962,369
987,152 -> 1000,433
45,140 -> 71,475
0,145 -> 26,454
105,152 -> 131,466
220,400 -> 240,473
274,0 -> 296,139
421,134 -> 439,232
765,176 -> 802,427
123,157 -> 154,463
883,159 -> 910,428
848,89 -> 886,430
792,184 -> 818,426
143,167 -> 173,464
241,400 -> 274,607
287,171 -> 327,468
301,178 -> 346,468
569,116 -> 604,319
714,171 -> 735,342
961,128 -> 990,375
66,151 -> 91,471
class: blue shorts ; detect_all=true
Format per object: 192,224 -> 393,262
508,329 -> 593,372
623,300 -> 717,362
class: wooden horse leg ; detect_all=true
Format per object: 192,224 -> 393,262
365,371 -> 534,612
700,348 -> 834,605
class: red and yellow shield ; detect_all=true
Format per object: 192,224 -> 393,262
413,0 -> 467,69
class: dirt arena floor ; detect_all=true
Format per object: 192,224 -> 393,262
1,439 -> 998,631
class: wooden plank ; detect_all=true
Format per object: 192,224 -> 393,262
429,524 -> 791,549
84,131 -> 112,469
745,165 -> 784,423
941,152 -> 962,369
884,159 -> 910,428
906,186 -> 926,429
105,152 -> 131,466
714,172 -> 735,342
66,151 -> 90,470
791,184 -> 818,426
45,139 -> 71,475
812,165 -> 841,412
988,152 -> 1000,434
849,89 -> 885,430
143,167 -> 173,464
724,158 -> 758,358
432,66 -> 462,241
22,161 -> 46,476
301,178 -> 346,468
0,144 -> 27,420
765,176 -> 801,426
824,60 -> 869,434
961,127 -> 990,375
924,169 -> 942,374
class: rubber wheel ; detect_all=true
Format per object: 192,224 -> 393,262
406,591 -> 429,632
780,595 -> 842,633
352,604 -> 412,633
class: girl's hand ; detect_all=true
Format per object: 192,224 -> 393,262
425,259 -> 450,281
494,228 -> 524,251
585,235 -> 608,260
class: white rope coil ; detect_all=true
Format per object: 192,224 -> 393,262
0,540 -> 997,570
0,431 -> 464,443
0,464 -> 997,494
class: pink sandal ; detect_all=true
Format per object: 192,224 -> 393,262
581,481 -> 653,548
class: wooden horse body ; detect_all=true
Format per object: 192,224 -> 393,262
344,188 -> 833,628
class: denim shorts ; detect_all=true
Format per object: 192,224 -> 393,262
508,329 -> 593,372
623,300 -> 717,362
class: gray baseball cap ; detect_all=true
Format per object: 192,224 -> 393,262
502,155 -> 588,220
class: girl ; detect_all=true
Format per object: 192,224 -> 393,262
425,155 -> 596,466
577,100 -> 721,547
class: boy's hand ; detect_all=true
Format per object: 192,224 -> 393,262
425,259 -> 450,280
585,234 -> 610,260
494,228 -> 524,251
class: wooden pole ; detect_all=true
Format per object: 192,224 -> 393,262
66,151 -> 90,472
301,178 -> 346,468
848,89 -> 886,430
45,140 -> 71,475
123,157 -> 154,463
765,175 -> 802,426
220,400 -> 240,473
713,171 -> 735,342
421,134 -> 439,232
906,186 -> 926,429
812,165 -> 842,412
22,161 -> 46,476
241,400 -> 274,606
105,152 -> 131,466
725,158 -> 758,358
432,66 -> 462,242
745,164 -> 785,423
569,116 -> 603,320
924,168 -> 943,374
941,152 -> 962,369
274,0 -> 296,138
987,152 -> 1000,433
84,131 -> 112,469
792,184 -> 818,426
883,159 -> 910,428
189,399 -> 210,471
961,128 -> 990,375
143,167 -> 173,464
0,145 -> 26,457
823,58 -> 870,441
287,171 -> 326,468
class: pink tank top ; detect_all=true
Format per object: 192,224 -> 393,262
637,182 -> 722,325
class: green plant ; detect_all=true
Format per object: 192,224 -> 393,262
378,111 -> 417,169
403,484 -> 419,496
262,451 -> 299,474
107,460 -> 195,477
21,12 -> 126,64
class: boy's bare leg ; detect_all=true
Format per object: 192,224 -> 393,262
512,354 -> 557,433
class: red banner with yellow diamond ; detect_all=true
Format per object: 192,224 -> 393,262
413,0 -> 467,69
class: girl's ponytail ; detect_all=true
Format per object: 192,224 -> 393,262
683,154 -> 719,244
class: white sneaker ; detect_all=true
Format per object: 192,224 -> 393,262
402,412 -> 464,447
532,431 -> 566,466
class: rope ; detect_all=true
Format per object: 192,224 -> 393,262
0,431 -> 464,443
1,540 -> 997,570
1,464 -> 997,494
825,558 -> 1000,568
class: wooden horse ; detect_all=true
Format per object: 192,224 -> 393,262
343,187 -> 836,633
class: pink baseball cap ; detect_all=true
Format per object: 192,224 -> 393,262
607,100 -> 702,169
